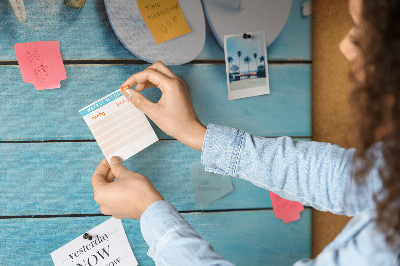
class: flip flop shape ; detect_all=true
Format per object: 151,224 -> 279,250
104,0 -> 206,65
202,0 -> 292,48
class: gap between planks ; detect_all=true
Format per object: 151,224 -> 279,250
0,59 -> 312,66
0,137 -> 312,143
0,207 -> 312,220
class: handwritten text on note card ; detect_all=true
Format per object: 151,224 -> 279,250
14,41 -> 67,90
270,191 -> 304,224
137,0 -> 191,44
190,161 -> 233,208
51,218 -> 138,266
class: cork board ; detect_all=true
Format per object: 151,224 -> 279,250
312,0 -> 353,257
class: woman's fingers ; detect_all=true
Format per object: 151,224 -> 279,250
120,66 -> 181,116
135,81 -> 155,92
121,88 -> 158,118
91,159 -> 110,191
120,68 -> 173,93
134,61 -> 179,92
146,61 -> 179,79
105,168 -> 116,183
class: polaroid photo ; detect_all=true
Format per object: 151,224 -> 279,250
224,31 -> 270,100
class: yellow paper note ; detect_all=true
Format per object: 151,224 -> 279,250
137,0 -> 191,44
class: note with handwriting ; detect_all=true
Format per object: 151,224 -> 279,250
190,161 -> 233,208
51,218 -> 138,266
270,191 -> 304,223
137,0 -> 191,44
79,90 -> 158,162
14,41 -> 67,90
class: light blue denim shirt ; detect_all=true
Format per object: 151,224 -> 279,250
140,124 -> 399,265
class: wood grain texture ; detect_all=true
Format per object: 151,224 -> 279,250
0,0 -> 313,263
0,0 -> 311,61
0,140 -> 279,216
0,64 -> 311,141
0,209 -> 311,265
312,0 -> 352,258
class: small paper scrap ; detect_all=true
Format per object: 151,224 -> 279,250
14,41 -> 67,90
51,218 -> 138,266
79,89 -> 158,162
270,191 -> 304,223
302,1 -> 312,17
137,0 -> 191,44
190,161 -> 233,208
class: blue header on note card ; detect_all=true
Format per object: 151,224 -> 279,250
79,91 -> 123,117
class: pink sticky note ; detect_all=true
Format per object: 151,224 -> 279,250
270,191 -> 304,224
14,41 -> 67,90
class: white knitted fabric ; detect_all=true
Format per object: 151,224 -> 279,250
104,0 -> 206,65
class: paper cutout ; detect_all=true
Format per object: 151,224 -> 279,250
79,90 -> 158,162
14,41 -> 67,90
190,161 -> 233,208
137,0 -> 191,44
51,218 -> 138,266
269,191 -> 304,224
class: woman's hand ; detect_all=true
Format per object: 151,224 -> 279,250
120,61 -> 206,151
91,157 -> 164,219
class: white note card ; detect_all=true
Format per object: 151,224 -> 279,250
79,90 -> 158,162
51,218 -> 138,266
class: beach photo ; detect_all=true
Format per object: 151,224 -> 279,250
224,31 -> 270,100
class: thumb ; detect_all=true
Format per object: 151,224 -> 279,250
109,156 -> 129,178
122,89 -> 155,115
92,159 -> 110,190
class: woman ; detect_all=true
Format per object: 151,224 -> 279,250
91,0 -> 400,264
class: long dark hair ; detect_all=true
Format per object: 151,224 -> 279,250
350,0 -> 400,250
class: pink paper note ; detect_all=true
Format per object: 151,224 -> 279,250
14,41 -> 67,90
270,191 -> 304,223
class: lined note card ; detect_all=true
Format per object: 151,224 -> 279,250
137,0 -> 191,44
51,218 -> 138,266
79,90 -> 158,162
14,41 -> 67,90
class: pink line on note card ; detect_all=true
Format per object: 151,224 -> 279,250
14,41 -> 67,90
270,191 -> 304,224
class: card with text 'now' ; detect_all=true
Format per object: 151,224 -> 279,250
79,90 -> 158,162
51,218 -> 137,266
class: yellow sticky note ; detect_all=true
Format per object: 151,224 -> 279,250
137,0 -> 191,44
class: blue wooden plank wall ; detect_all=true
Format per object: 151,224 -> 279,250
0,0 -> 312,265
0,210 -> 311,265
0,64 -> 311,141
0,0 -> 311,61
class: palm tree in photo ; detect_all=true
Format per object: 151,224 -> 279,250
231,64 -> 239,73
259,55 -> 266,77
253,53 -> 258,74
228,56 -> 233,73
237,51 -> 242,78
244,56 -> 251,77
260,55 -> 265,70
227,56 -> 234,83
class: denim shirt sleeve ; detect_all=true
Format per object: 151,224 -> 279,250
140,200 -> 235,265
201,124 -> 383,216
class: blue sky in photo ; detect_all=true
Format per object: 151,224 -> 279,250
225,31 -> 267,73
